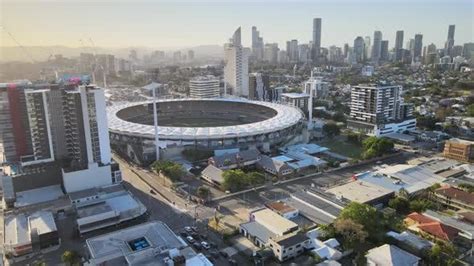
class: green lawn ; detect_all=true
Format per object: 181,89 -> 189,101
317,139 -> 363,159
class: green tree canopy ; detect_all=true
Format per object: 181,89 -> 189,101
151,160 -> 186,181
323,122 -> 341,138
362,137 -> 394,159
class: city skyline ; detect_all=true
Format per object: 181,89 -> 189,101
1,0 -> 473,52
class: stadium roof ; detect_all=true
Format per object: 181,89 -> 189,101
108,98 -> 303,140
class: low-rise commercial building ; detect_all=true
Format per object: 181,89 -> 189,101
326,180 -> 394,207
4,211 -> 59,257
266,201 -> 299,219
443,138 -> 474,163
85,221 -> 211,266
70,185 -> 147,234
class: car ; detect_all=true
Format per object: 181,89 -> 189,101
184,226 -> 193,233
180,231 -> 187,237
191,226 -> 198,232
201,241 -> 211,250
219,251 -> 229,258
193,242 -> 202,250
209,250 -> 219,258
199,234 -> 207,239
186,236 -> 195,243
228,259 -> 237,265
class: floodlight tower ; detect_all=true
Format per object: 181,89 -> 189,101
152,86 -> 160,161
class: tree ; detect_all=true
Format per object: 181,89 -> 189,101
245,171 -> 265,186
151,160 -> 185,181
61,250 -> 78,266
323,122 -> 340,138
338,202 -> 380,237
388,197 -> 410,214
362,137 -> 394,159
196,186 -> 210,200
222,170 -> 247,192
410,199 -> 435,213
334,218 -> 368,249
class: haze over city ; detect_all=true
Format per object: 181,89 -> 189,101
1,0 -> 473,50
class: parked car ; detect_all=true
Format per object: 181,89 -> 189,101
186,236 -> 195,243
219,251 -> 229,258
180,231 -> 187,237
201,241 -> 211,250
184,226 -> 193,233
193,242 -> 202,250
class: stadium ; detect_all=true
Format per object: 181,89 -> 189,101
108,98 -> 305,165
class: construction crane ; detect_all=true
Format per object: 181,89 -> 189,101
1,25 -> 37,63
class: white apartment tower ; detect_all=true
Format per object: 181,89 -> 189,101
224,27 -> 249,97
189,76 -> 220,98
348,85 -> 416,136
304,73 -> 329,99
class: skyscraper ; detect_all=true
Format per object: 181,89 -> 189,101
264,43 -> 279,63
224,27 -> 249,97
372,31 -> 383,63
288,39 -> 299,62
251,26 -> 264,61
445,25 -> 455,57
353,36 -> 365,63
312,18 -> 322,62
364,36 -> 371,60
395,30 -> 404,61
380,40 -> 389,61
413,34 -> 423,61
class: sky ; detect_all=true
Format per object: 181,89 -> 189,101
1,0 -> 473,50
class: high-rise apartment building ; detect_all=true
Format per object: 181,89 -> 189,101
248,73 -> 270,101
372,31 -> 383,63
298,44 -> 311,63
348,85 -> 416,136
224,27 -> 249,97
312,18 -> 322,61
0,81 -> 119,193
189,76 -> 220,98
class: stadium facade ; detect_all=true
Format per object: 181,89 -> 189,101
108,98 -> 305,165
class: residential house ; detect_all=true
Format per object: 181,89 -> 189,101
365,244 -> 420,266
208,149 -> 261,170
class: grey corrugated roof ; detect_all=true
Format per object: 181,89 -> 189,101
201,165 -> 224,183
240,221 -> 275,243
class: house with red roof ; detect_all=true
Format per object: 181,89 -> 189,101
404,212 -> 460,242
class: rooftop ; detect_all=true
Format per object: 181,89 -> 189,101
435,186 -> 474,206
251,208 -> 298,235
366,244 -> 420,266
240,221 -> 276,243
266,201 -> 297,215
86,221 -> 188,265
281,92 -> 310,99
326,181 -> 394,204
273,232 -> 309,247
15,185 -> 64,207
